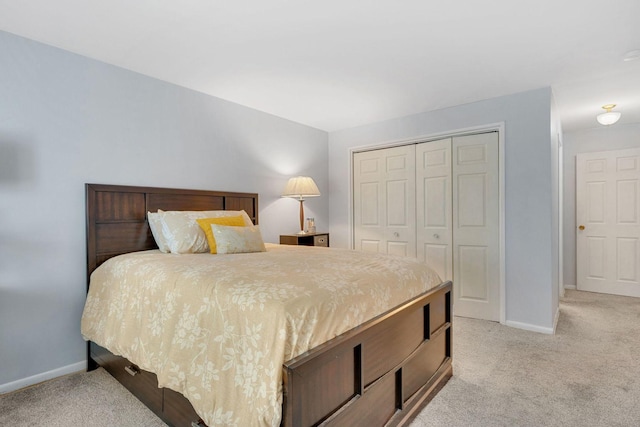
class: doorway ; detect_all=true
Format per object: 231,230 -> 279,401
576,148 -> 640,297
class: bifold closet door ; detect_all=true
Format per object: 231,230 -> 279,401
353,145 -> 416,256
452,132 -> 500,322
416,138 -> 453,282
354,132 -> 500,322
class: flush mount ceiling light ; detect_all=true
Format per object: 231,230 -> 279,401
596,104 -> 621,126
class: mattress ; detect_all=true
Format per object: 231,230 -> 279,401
81,243 -> 442,427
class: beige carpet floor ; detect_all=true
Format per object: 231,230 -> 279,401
1,290 -> 639,427
411,289 -> 640,426
0,366 -> 166,427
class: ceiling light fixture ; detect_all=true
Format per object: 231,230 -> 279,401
596,104 -> 621,126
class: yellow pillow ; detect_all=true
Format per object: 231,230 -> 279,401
196,216 -> 246,253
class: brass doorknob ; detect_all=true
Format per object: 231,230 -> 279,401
578,225 -> 585,230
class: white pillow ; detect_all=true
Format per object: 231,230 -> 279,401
156,210 -> 253,254
211,224 -> 266,254
148,210 -> 171,253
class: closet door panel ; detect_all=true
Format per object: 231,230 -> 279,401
354,146 -> 416,255
423,176 -> 449,228
354,152 -> 383,251
424,244 -> 450,278
387,180 -> 410,226
388,241 -> 410,257
360,182 -> 380,226
385,147 -> 416,254
458,245 -> 489,300
361,240 -> 381,253
417,138 -> 453,281
453,132 -> 500,321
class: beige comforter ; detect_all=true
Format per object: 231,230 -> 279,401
81,243 -> 441,427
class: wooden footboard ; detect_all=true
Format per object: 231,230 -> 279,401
282,280 -> 452,427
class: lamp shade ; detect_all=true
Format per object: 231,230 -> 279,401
281,176 -> 320,199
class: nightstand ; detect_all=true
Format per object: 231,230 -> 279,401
280,233 -> 329,247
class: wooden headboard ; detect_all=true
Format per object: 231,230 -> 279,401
85,183 -> 259,284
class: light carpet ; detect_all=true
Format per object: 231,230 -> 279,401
411,289 -> 640,426
0,367 -> 166,427
1,290 -> 639,427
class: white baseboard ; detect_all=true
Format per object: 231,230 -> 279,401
505,319 -> 554,335
0,361 -> 86,395
564,284 -> 577,290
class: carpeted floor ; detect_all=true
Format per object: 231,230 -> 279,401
1,290 -> 639,427
411,289 -> 640,426
0,367 -> 166,427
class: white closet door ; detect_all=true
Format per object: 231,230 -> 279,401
353,145 -> 416,256
452,132 -> 500,321
416,138 -> 453,281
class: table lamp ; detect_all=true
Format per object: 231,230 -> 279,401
282,176 -> 320,234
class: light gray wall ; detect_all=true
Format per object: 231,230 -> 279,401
328,88 -> 557,332
0,31 -> 328,390
562,123 -> 640,288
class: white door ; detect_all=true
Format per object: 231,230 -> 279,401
416,138 -> 453,281
452,133 -> 500,321
353,145 -> 416,256
576,148 -> 640,297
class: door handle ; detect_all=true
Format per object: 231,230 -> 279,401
393,232 -> 399,237
578,225 -> 585,230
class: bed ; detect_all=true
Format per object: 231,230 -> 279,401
82,183 -> 452,427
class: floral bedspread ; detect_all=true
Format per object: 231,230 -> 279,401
81,244 -> 441,427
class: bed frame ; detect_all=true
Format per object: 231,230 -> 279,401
85,183 -> 452,427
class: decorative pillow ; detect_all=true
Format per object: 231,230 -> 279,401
148,210 -> 170,253
196,216 -> 246,254
210,224 -> 266,254
158,210 -> 254,254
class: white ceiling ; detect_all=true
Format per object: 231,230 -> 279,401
1,0 -> 639,132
